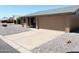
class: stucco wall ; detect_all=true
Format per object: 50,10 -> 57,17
37,14 -> 73,31
70,15 -> 79,30
69,9 -> 79,31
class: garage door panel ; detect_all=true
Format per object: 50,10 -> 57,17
38,15 -> 65,31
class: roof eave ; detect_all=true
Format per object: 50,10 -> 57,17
22,12 -> 74,18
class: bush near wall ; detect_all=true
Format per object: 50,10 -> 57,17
16,17 -> 21,24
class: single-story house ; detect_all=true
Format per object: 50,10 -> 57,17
20,6 -> 79,32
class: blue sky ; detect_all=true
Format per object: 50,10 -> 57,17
0,5 -> 68,18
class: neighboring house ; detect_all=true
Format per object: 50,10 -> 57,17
0,16 -> 19,23
21,6 -> 79,32
1,17 -> 9,23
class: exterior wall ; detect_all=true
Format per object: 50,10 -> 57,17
70,15 -> 79,31
25,17 -> 29,27
37,14 -> 73,31
20,17 -> 29,27
23,13 -> 79,32
70,9 -> 79,31
36,17 -> 39,29
21,11 -> 79,32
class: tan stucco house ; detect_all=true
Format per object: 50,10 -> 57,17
20,6 -> 79,32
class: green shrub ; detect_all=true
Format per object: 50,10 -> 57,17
16,17 -> 21,24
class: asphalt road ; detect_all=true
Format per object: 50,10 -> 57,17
0,39 -> 19,53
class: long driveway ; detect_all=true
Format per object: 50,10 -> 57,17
4,29 -> 65,52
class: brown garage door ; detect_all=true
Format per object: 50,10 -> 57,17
38,15 -> 66,31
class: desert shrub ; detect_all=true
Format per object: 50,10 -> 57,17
16,17 -> 21,24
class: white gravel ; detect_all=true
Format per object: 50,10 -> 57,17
31,33 -> 79,53
0,23 -> 31,36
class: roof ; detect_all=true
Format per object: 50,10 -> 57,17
24,5 -> 79,17
1,17 -> 9,20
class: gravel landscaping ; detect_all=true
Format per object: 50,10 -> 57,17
0,23 -> 31,36
31,33 -> 79,53
0,23 -> 79,53
0,23 -> 31,53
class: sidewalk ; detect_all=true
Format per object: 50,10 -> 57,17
0,35 -> 31,53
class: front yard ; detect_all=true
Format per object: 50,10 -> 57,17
0,23 -> 79,53
0,23 -> 30,53
0,23 -> 30,36
32,33 -> 79,53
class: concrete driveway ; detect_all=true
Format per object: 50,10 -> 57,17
4,29 -> 65,52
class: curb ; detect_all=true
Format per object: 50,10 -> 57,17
0,35 -> 31,53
